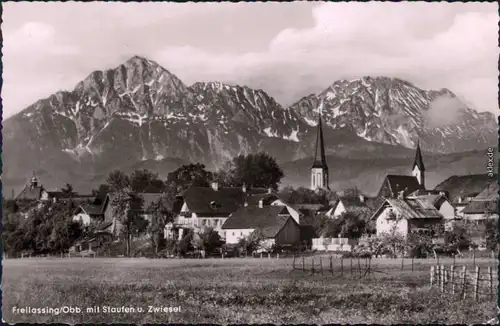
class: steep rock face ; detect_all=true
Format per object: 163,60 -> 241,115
3,57 -> 496,194
290,76 -> 496,152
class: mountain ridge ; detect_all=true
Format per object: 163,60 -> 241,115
3,56 -> 496,195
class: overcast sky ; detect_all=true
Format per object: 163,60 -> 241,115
2,2 -> 498,118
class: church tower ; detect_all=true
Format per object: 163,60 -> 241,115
29,171 -> 39,189
311,99 -> 329,191
411,140 -> 425,189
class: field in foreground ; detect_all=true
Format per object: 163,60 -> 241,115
2,257 -> 497,324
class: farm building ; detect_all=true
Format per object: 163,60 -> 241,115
406,193 -> 456,230
221,204 -> 301,247
168,183 -> 270,240
72,203 -> 105,226
371,197 -> 443,237
326,195 -> 375,218
461,182 -> 499,224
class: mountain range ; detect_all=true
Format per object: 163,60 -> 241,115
3,56 -> 497,196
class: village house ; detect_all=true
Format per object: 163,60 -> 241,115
461,182 -> 498,224
72,203 -> 105,226
406,192 -> 456,230
221,203 -> 301,247
371,197 -> 444,237
326,194 -> 375,218
165,183 -> 269,241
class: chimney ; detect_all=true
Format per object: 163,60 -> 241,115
397,190 -> 405,199
359,195 -> 365,203
211,182 -> 219,191
244,201 -> 248,207
267,187 -> 272,194
242,184 -> 247,193
258,199 -> 263,208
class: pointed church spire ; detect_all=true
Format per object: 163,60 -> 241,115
413,140 -> 425,171
312,99 -> 328,169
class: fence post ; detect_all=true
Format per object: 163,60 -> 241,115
462,266 -> 467,300
440,265 -> 445,293
277,253 -> 280,259
368,257 -> 371,276
453,253 -> 456,266
341,257 -> 344,277
302,255 -> 305,272
330,256 -> 333,275
357,257 -> 361,277
444,266 -> 448,291
350,257 -> 353,276
488,266 -> 493,301
401,256 -> 404,270
430,266 -> 435,286
312,258 -> 315,275
473,266 -> 480,301
451,265 -> 455,295
320,257 -> 323,275
268,253 -> 271,259
437,255 -> 440,266
473,249 -> 476,267
260,253 -> 263,259
411,256 -> 414,272
292,254 -> 296,269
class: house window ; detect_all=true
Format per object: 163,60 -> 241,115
202,219 -> 206,226
232,232 -> 235,236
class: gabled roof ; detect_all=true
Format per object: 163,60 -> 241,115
245,193 -> 280,206
462,200 -> 498,215
412,141 -> 425,171
434,174 -> 497,202
384,175 -> 423,197
371,198 -> 443,220
16,185 -> 44,200
76,204 -> 104,216
178,186 -> 268,216
473,182 -> 499,201
222,205 -> 297,238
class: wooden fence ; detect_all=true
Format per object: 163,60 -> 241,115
292,255 -> 373,278
430,265 -> 498,301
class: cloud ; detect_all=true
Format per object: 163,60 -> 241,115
4,21 -> 79,56
423,96 -> 468,128
1,2 -> 498,118
154,3 -> 498,110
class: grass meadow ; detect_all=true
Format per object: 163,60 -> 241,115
2,256 -> 498,324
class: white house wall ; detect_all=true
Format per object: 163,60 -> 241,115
375,207 -> 409,237
73,213 -> 91,226
225,228 -> 255,244
333,202 -> 346,218
439,201 -> 455,220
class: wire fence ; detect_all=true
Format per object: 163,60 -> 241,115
430,264 -> 498,301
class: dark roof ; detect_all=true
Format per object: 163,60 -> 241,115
371,198 -> 443,220
434,174 -> 497,202
294,203 -> 325,211
180,186 -> 267,216
16,185 -> 43,200
222,205 -> 297,238
412,141 -> 425,171
462,200 -> 498,214
77,204 -> 104,216
245,193 -> 279,206
312,113 -> 328,170
385,175 -> 423,197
